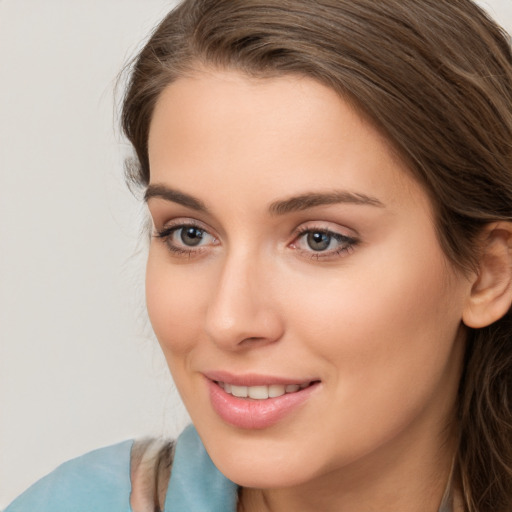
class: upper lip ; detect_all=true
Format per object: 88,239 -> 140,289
203,370 -> 318,387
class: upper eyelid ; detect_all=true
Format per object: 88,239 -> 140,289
155,218 -> 357,241
292,222 -> 359,246
293,221 -> 358,238
157,223 -> 214,240
156,217 -> 212,232
293,227 -> 357,245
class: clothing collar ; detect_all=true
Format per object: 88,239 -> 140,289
165,425 -> 238,512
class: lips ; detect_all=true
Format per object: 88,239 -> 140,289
204,372 -> 320,429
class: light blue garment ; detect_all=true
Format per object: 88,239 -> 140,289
4,440 -> 134,512
5,425 -> 238,512
7,426 -> 454,511
165,425 -> 238,512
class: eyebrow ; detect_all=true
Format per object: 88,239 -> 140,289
144,184 -> 385,215
269,191 -> 385,215
144,184 -> 208,212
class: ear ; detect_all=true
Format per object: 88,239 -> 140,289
463,222 -> 512,328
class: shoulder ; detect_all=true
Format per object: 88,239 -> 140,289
5,440 -> 134,512
130,438 -> 175,512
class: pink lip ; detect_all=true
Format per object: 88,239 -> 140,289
205,374 -> 320,430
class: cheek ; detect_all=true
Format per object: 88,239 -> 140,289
287,235 -> 465,406
145,248 -> 206,357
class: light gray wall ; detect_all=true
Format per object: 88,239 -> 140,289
1,0 -> 511,507
0,1 -> 187,506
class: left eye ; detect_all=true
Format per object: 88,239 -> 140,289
294,228 -> 356,255
305,231 -> 335,251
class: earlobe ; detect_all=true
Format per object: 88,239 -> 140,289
463,222 -> 512,329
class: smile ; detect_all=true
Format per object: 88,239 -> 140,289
207,376 -> 321,429
216,381 -> 312,400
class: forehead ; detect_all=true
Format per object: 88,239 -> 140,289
149,68 -> 388,149
147,69 -> 426,212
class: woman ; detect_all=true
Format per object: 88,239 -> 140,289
6,0 -> 512,511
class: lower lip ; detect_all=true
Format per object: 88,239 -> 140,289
207,379 -> 320,430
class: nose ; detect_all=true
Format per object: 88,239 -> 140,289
204,251 -> 284,350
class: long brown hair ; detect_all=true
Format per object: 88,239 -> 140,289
121,1 -> 512,510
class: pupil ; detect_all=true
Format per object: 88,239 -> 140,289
307,231 -> 331,251
181,227 -> 203,246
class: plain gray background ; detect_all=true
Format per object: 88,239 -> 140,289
1,0 -> 511,507
0,1 -> 186,506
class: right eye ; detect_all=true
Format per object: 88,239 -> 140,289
175,226 -> 207,246
154,222 -> 218,256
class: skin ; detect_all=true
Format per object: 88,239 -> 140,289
145,69 -> 472,512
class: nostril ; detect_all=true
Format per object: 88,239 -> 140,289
240,336 -> 267,344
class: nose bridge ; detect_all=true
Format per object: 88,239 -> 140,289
204,246 -> 282,348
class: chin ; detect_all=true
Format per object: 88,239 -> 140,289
197,424 -> 324,489
219,457 -> 317,490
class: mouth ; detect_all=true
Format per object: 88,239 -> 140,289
215,381 -> 316,400
206,374 -> 321,429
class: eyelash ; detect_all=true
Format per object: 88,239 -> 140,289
292,225 -> 358,260
154,222 -> 358,260
154,222 -> 215,257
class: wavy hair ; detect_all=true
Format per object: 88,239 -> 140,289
121,1 -> 512,510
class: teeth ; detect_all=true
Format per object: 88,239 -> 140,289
218,382 -> 310,400
248,386 -> 268,399
231,385 -> 248,398
268,385 -> 286,398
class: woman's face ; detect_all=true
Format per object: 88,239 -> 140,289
146,70 -> 471,489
